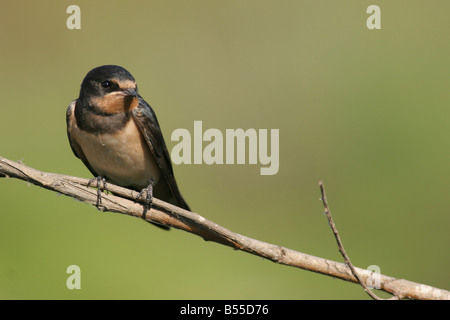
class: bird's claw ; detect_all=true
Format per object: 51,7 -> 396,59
88,176 -> 107,211
139,178 -> 154,221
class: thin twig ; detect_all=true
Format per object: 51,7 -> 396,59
0,155 -> 449,300
319,181 -> 397,300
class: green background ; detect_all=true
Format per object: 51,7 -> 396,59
0,1 -> 448,299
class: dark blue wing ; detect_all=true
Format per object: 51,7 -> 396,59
132,97 -> 190,211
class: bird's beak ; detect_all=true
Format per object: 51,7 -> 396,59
121,88 -> 138,98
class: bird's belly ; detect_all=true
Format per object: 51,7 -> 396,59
75,119 -> 161,189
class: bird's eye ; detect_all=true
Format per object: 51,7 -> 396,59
101,80 -> 112,88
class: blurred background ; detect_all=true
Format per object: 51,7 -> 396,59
0,1 -> 448,299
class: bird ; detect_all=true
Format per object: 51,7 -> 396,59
66,65 -> 190,229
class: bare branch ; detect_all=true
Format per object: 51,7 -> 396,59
319,181 -> 399,300
1,155 -> 449,300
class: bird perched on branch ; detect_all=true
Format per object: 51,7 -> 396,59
66,65 -> 190,229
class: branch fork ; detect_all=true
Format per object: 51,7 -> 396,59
0,155 -> 448,300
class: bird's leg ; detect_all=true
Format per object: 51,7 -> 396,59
139,178 -> 154,221
88,176 -> 107,211
138,179 -> 170,230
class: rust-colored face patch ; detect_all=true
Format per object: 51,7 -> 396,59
90,92 -> 138,114
89,78 -> 138,114
115,79 -> 136,90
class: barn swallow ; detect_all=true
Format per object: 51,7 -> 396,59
66,65 -> 190,229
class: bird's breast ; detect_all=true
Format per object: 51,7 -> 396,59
73,117 -> 161,189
